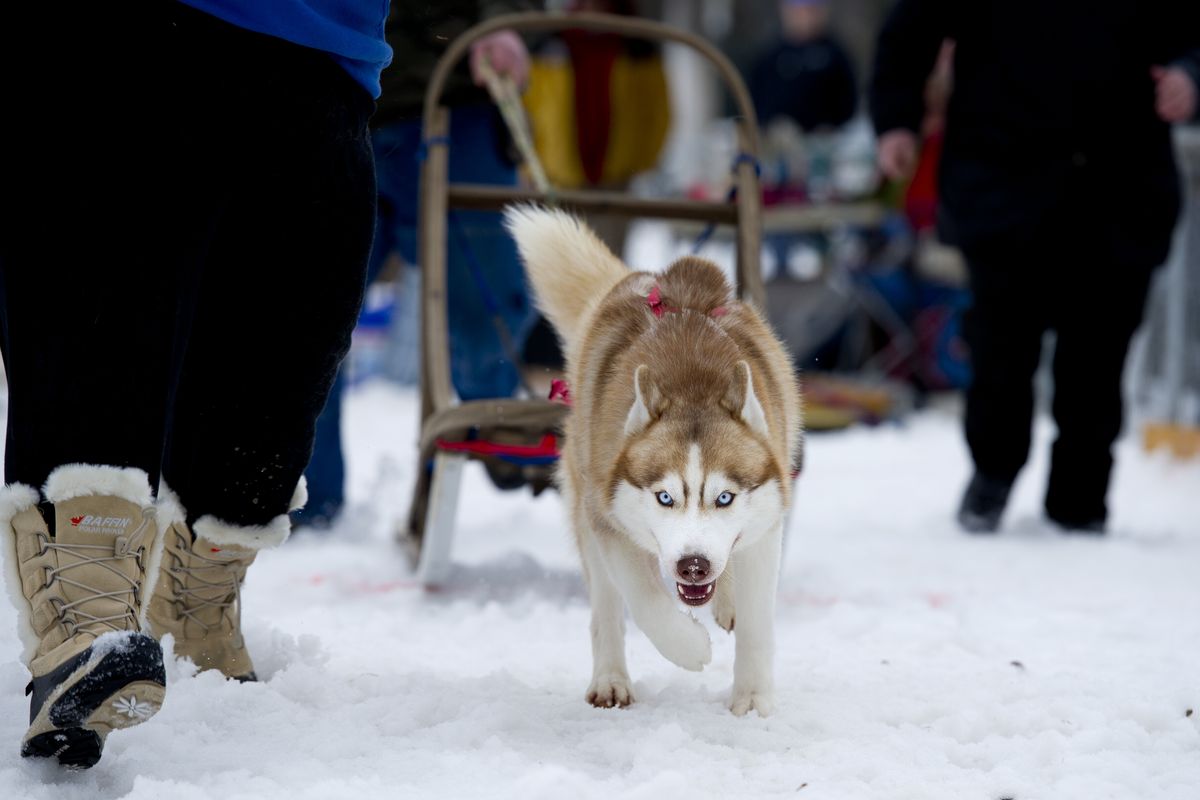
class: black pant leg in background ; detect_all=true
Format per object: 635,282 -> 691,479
963,212 -> 1157,524
961,242 -> 1052,484
1044,260 -> 1155,526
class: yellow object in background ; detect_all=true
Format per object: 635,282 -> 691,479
523,53 -> 670,189
1143,422 -> 1200,459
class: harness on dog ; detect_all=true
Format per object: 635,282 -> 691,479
441,285 -> 752,466
544,286 -> 729,407
647,284 -> 728,319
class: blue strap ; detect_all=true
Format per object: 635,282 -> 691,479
731,152 -> 762,177
691,152 -> 762,254
691,186 -> 737,254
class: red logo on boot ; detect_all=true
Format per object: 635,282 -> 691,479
70,515 -> 85,527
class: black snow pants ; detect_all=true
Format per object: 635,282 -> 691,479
0,1 -> 375,527
961,195 -> 1158,528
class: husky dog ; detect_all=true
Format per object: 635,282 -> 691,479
504,206 -> 802,716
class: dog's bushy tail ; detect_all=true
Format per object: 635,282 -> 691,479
503,204 -> 628,350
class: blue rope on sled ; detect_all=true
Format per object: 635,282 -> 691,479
691,152 -> 762,254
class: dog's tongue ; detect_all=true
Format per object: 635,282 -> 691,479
676,582 -> 714,606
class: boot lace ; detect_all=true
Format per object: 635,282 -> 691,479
170,529 -> 252,633
41,513 -> 152,638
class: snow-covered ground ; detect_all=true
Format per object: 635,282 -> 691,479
1,382 -> 1198,799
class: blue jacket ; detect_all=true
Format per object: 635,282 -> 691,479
178,0 -> 392,98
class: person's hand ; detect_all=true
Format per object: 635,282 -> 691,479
877,129 -> 920,181
1151,65 -> 1198,123
470,30 -> 530,89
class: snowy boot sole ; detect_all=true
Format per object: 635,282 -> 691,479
21,633 -> 166,769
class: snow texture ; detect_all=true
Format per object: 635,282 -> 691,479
88,631 -> 139,661
1,383 -> 1197,799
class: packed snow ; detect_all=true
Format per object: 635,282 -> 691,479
1,382 -> 1198,799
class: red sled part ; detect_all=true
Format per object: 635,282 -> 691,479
435,433 -> 561,464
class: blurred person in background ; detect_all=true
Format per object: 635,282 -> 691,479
901,40 -> 954,240
298,2 -> 539,529
0,0 -> 388,767
748,0 -> 858,134
870,1 -> 1200,534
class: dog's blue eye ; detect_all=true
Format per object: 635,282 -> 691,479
716,491 -> 735,507
656,491 -> 674,507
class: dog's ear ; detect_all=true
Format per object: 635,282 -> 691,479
728,360 -> 768,437
624,364 -> 659,436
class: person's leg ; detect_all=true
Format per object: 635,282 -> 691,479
958,241 -> 1050,530
962,248 -> 1050,481
444,106 -> 535,401
150,22 -> 375,678
161,48 -> 374,529
0,7 -> 205,491
0,0 -> 224,766
296,126 -> 410,530
1044,263 -> 1156,530
298,368 -> 348,528
382,106 -> 534,401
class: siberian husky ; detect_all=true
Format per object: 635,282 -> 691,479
504,206 -> 802,716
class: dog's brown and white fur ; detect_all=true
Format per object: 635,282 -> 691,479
505,207 -> 802,716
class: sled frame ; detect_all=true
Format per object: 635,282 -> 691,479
405,11 -> 767,586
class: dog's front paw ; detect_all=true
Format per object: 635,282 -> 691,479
729,685 -> 775,717
648,612 -> 712,671
587,673 -> 635,708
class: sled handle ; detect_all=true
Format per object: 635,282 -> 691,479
417,12 -> 766,420
421,11 -> 761,158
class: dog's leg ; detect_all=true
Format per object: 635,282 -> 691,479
595,531 -> 712,672
580,533 -> 634,707
729,525 -> 782,716
713,572 -> 736,633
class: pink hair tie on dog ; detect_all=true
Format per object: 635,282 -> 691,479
710,306 -> 728,318
646,285 -> 667,318
548,378 -> 572,406
645,285 -> 680,318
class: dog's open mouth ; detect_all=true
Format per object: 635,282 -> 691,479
676,581 -> 715,606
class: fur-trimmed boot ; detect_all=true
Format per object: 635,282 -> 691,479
0,465 -> 167,769
147,484 -> 301,681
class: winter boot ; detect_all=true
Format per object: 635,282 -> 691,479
1,466 -> 167,769
147,486 -> 298,681
956,472 -> 1013,533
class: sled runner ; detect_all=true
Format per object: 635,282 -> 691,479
404,11 -> 768,585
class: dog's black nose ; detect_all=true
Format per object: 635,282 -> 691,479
676,555 -> 711,584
